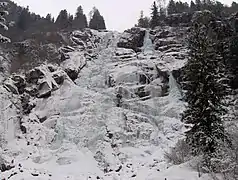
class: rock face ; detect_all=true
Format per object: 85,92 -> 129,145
70,29 -> 101,50
165,12 -> 192,26
117,27 -> 146,52
150,26 -> 188,62
0,27 -> 188,180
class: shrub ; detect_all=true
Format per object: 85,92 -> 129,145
164,139 -> 191,165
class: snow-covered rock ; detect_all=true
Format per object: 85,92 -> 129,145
117,27 -> 146,52
0,27 -> 210,180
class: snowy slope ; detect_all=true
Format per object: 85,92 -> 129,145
0,28 -> 212,180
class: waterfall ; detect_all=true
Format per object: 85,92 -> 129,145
142,30 -> 154,55
168,72 -> 182,101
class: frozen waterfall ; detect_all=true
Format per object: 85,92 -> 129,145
142,30 -> 154,55
169,72 -> 182,101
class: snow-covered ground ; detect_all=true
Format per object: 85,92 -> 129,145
0,28 -> 213,179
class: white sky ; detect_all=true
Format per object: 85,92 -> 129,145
13,0 -> 234,32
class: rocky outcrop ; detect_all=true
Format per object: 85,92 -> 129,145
191,10 -> 216,25
21,93 -> 36,114
117,27 -> 146,52
165,12 -> 192,26
70,29 -> 101,50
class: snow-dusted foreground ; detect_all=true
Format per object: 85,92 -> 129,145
0,28 -> 212,179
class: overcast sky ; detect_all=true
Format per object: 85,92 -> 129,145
13,0 -> 234,32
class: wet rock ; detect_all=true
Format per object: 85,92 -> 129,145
59,46 -> 75,54
0,162 -> 15,172
115,165 -> 122,172
117,27 -> 146,52
21,93 -> 36,114
52,71 -> 65,85
12,75 -> 26,94
72,30 -> 91,41
154,39 -> 178,50
20,121 -> 27,134
115,48 -> 137,60
47,65 -> 57,72
4,80 -> 19,94
64,68 -> 79,81
60,52 -> 70,61
172,68 -> 184,86
38,115 -> 47,123
25,86 -> 38,97
31,173 -> 39,176
135,86 -> 150,99
37,81 -> 52,98
155,66 -> 169,83
155,30 -> 170,39
26,68 -> 44,84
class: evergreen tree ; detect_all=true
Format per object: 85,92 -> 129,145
182,23 -> 230,165
229,17 -> 238,88
68,14 -> 73,28
73,6 -> 88,30
89,7 -> 106,30
167,0 -> 177,14
150,1 -> 159,28
190,0 -> 197,13
0,2 -> 10,43
137,11 -> 150,28
45,13 -> 53,22
17,6 -> 31,30
195,0 -> 202,11
55,9 -> 69,29
157,0 -> 166,21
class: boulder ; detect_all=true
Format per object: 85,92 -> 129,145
64,68 -> 79,81
60,52 -> 70,62
172,68 -> 184,86
21,93 -> 36,114
155,66 -> 169,83
47,65 -> 57,72
4,80 -> 19,94
37,81 -> 52,98
114,48 -> 137,60
117,27 -> 146,52
26,68 -> 44,84
59,46 -> 75,54
72,30 -> 91,42
25,86 -> 38,97
12,74 -> 26,94
154,39 -> 178,50
52,71 -> 65,85
134,86 -> 150,99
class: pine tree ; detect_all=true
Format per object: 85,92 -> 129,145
150,1 -> 159,29
55,9 -> 69,29
157,0 -> 166,21
89,7 -> 106,30
137,11 -> 150,28
73,6 -> 88,30
68,14 -> 73,29
45,13 -> 53,22
195,0 -> 202,11
182,23 -> 230,164
0,2 -> 10,43
190,0 -> 197,13
167,0 -> 177,14
17,6 -> 31,30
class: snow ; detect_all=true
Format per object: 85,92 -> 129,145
0,28 -> 214,180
